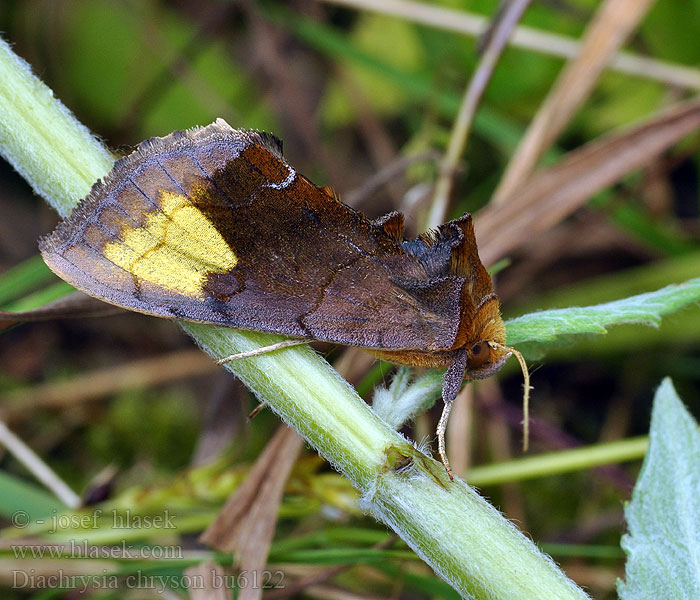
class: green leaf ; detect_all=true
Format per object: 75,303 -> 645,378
0,471 -> 63,521
505,278 -> 700,355
618,378 -> 700,599
1,281 -> 75,313
0,255 -> 56,305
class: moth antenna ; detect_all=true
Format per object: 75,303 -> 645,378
488,342 -> 531,451
216,339 -> 309,364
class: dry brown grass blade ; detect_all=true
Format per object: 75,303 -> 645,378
185,561 -> 231,600
476,95 -> 700,266
0,291 -> 122,330
493,0 -> 657,205
194,349 -> 374,600
0,349 -> 218,423
199,426 -> 304,600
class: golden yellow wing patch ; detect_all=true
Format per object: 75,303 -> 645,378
103,191 -> 238,298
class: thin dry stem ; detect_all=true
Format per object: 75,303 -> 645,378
2,350 -> 217,423
493,0 -> 656,204
427,0 -> 531,228
322,0 -> 700,90
446,384 -> 473,479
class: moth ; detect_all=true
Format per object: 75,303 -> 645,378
40,119 -> 526,479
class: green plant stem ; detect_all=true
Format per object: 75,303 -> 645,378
0,37 -> 588,599
468,436 -> 649,487
0,41 -> 113,217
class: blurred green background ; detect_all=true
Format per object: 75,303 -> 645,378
1,1 -> 699,598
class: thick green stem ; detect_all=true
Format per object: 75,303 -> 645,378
0,40 -> 113,217
0,37 -> 588,599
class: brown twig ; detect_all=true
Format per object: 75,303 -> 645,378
427,0 -> 532,228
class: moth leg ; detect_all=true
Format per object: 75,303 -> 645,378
437,348 -> 468,481
248,401 -> 268,420
215,339 -> 309,364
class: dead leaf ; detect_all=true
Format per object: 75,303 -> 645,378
199,426 -> 303,600
185,561 -> 230,600
476,95 -> 700,266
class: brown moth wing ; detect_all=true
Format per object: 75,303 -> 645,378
371,215 -> 507,370
40,119 -> 471,352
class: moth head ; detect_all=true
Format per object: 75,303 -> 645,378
464,340 -> 510,379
